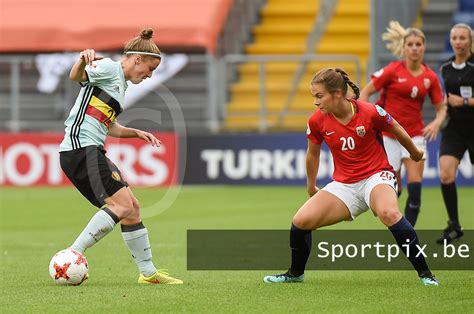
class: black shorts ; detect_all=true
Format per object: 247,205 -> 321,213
60,146 -> 128,208
439,122 -> 474,164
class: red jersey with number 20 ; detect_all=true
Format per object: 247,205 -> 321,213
307,99 -> 394,183
371,61 -> 444,138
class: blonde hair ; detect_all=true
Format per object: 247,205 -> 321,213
382,21 -> 426,58
124,28 -> 161,58
311,68 -> 360,99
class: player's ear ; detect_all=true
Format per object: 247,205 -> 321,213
135,55 -> 142,65
332,89 -> 343,99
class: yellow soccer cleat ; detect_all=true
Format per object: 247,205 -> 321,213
138,270 -> 183,285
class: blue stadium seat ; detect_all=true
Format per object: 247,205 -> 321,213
453,12 -> 474,27
459,0 -> 474,12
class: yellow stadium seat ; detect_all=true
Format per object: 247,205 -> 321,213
224,0 -> 370,131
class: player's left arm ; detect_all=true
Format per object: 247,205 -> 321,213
385,121 -> 423,162
107,122 -> 161,147
422,74 -> 448,141
422,100 -> 447,141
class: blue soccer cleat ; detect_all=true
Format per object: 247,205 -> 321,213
263,271 -> 304,283
420,274 -> 439,286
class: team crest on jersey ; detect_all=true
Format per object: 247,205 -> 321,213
375,105 -> 386,117
111,171 -> 121,182
356,126 -> 366,137
423,78 -> 430,89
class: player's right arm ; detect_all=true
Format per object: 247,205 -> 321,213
359,80 -> 377,101
306,139 -> 321,197
69,49 -> 103,82
385,120 -> 424,162
360,64 -> 395,101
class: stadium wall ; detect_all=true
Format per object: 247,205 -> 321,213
0,133 -> 178,186
183,134 -> 473,186
0,133 -> 472,187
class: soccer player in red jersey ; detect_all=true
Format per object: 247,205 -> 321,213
360,21 -> 446,227
263,68 -> 438,286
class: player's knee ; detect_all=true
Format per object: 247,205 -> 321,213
379,209 -> 402,227
292,215 -> 314,230
108,199 -> 135,218
132,199 -> 140,212
439,168 -> 455,184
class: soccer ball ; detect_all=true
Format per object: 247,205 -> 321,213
49,249 -> 89,285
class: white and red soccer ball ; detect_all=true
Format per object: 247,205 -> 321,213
49,249 -> 89,285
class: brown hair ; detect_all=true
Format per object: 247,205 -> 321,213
124,28 -> 161,58
382,21 -> 426,58
311,68 -> 360,99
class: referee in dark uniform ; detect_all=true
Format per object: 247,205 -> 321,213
437,23 -> 474,244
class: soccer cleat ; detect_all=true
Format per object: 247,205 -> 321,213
263,271 -> 304,283
420,273 -> 439,286
138,270 -> 183,285
436,221 -> 464,244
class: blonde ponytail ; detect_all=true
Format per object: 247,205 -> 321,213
382,21 -> 425,58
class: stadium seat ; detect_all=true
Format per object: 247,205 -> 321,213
224,0 -> 369,131
279,0 -> 369,128
452,12 -> 474,27
459,0 -> 474,12
444,1 -> 474,53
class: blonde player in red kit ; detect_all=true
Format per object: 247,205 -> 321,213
263,68 -> 438,286
360,21 -> 446,227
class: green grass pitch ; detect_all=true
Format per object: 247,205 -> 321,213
1,186 -> 473,312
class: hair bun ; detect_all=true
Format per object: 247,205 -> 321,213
140,28 -> 154,40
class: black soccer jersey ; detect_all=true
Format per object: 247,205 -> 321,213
440,54 -> 474,124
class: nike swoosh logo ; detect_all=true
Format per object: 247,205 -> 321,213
398,78 -> 407,83
325,131 -> 335,136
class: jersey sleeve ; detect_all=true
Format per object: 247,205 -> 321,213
371,62 -> 395,91
372,104 -> 395,131
306,113 -> 324,144
82,58 -> 116,86
428,72 -> 445,104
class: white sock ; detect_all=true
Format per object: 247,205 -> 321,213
121,223 -> 157,277
71,209 -> 117,254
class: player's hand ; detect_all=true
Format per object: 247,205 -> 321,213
307,185 -> 319,197
135,130 -> 162,147
447,93 -> 464,107
79,49 -> 103,67
422,120 -> 441,142
410,148 -> 424,162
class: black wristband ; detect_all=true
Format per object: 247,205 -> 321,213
463,98 -> 469,106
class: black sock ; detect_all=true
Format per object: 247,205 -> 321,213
289,223 -> 312,276
441,182 -> 459,225
404,182 -> 421,226
389,217 -> 430,277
